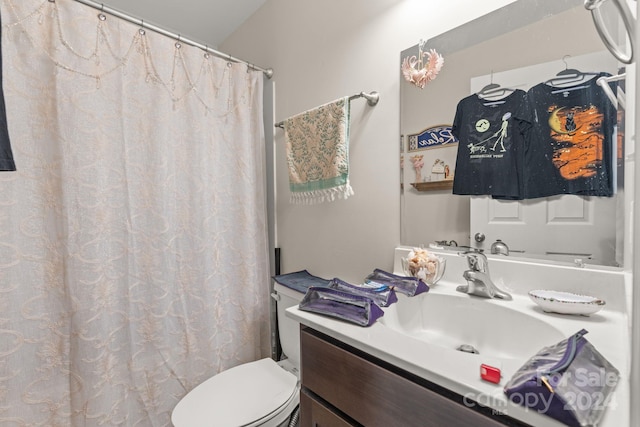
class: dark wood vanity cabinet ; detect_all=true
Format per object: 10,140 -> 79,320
300,388 -> 357,427
300,326 -> 529,427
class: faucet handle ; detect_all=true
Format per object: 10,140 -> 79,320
461,250 -> 488,272
490,239 -> 510,256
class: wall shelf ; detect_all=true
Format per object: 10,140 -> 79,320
411,181 -> 453,191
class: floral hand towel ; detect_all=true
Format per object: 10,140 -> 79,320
284,97 -> 353,204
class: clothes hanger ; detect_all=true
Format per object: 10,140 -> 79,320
597,72 -> 626,109
544,55 -> 600,89
477,83 -> 516,99
476,71 -> 516,104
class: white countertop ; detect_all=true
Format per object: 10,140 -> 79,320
287,278 -> 630,427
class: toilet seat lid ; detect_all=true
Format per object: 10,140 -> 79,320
172,357 -> 298,427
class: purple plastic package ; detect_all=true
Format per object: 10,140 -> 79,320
298,287 -> 384,327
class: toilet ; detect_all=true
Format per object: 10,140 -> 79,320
171,283 -> 303,427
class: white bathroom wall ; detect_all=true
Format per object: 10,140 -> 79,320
221,0 -> 516,283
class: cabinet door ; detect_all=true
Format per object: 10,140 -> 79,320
301,327 -> 516,427
300,389 -> 357,427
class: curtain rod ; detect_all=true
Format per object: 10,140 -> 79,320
69,0 -> 274,79
275,91 -> 379,128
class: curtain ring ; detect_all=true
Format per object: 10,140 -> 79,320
204,45 -> 210,59
175,35 -> 182,49
98,3 -> 107,21
139,20 -> 145,35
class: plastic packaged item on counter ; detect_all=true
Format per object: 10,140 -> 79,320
503,329 -> 619,427
298,287 -> 384,327
273,269 -> 331,294
329,278 -> 398,307
364,268 -> 429,297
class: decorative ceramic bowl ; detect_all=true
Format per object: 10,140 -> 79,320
528,289 -> 605,316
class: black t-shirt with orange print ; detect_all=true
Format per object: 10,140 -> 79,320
524,74 -> 615,199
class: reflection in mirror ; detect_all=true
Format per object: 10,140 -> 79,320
585,0 -> 636,64
400,0 -> 629,268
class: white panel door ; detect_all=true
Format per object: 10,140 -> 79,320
467,51 -> 620,266
470,195 -> 617,265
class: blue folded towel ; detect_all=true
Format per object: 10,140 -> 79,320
273,270 -> 331,294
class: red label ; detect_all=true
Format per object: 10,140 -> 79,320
480,364 -> 501,384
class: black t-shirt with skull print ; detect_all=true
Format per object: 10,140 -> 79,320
452,89 -> 530,199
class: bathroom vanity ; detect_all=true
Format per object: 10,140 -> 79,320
289,247 -> 631,427
300,325 -> 522,426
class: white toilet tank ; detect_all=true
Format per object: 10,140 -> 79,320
273,282 -> 304,370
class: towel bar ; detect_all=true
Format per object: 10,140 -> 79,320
275,91 -> 379,128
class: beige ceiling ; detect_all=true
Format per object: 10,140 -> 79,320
98,0 -> 268,47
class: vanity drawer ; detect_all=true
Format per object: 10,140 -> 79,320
300,388 -> 358,427
300,326 -> 512,427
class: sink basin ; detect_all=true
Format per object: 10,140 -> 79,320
380,292 -> 565,360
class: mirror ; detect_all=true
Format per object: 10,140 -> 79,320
400,0 -> 629,268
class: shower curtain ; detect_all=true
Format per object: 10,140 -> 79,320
0,0 -> 270,425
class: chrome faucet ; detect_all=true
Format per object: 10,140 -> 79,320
456,251 -> 512,300
490,239 -> 509,256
